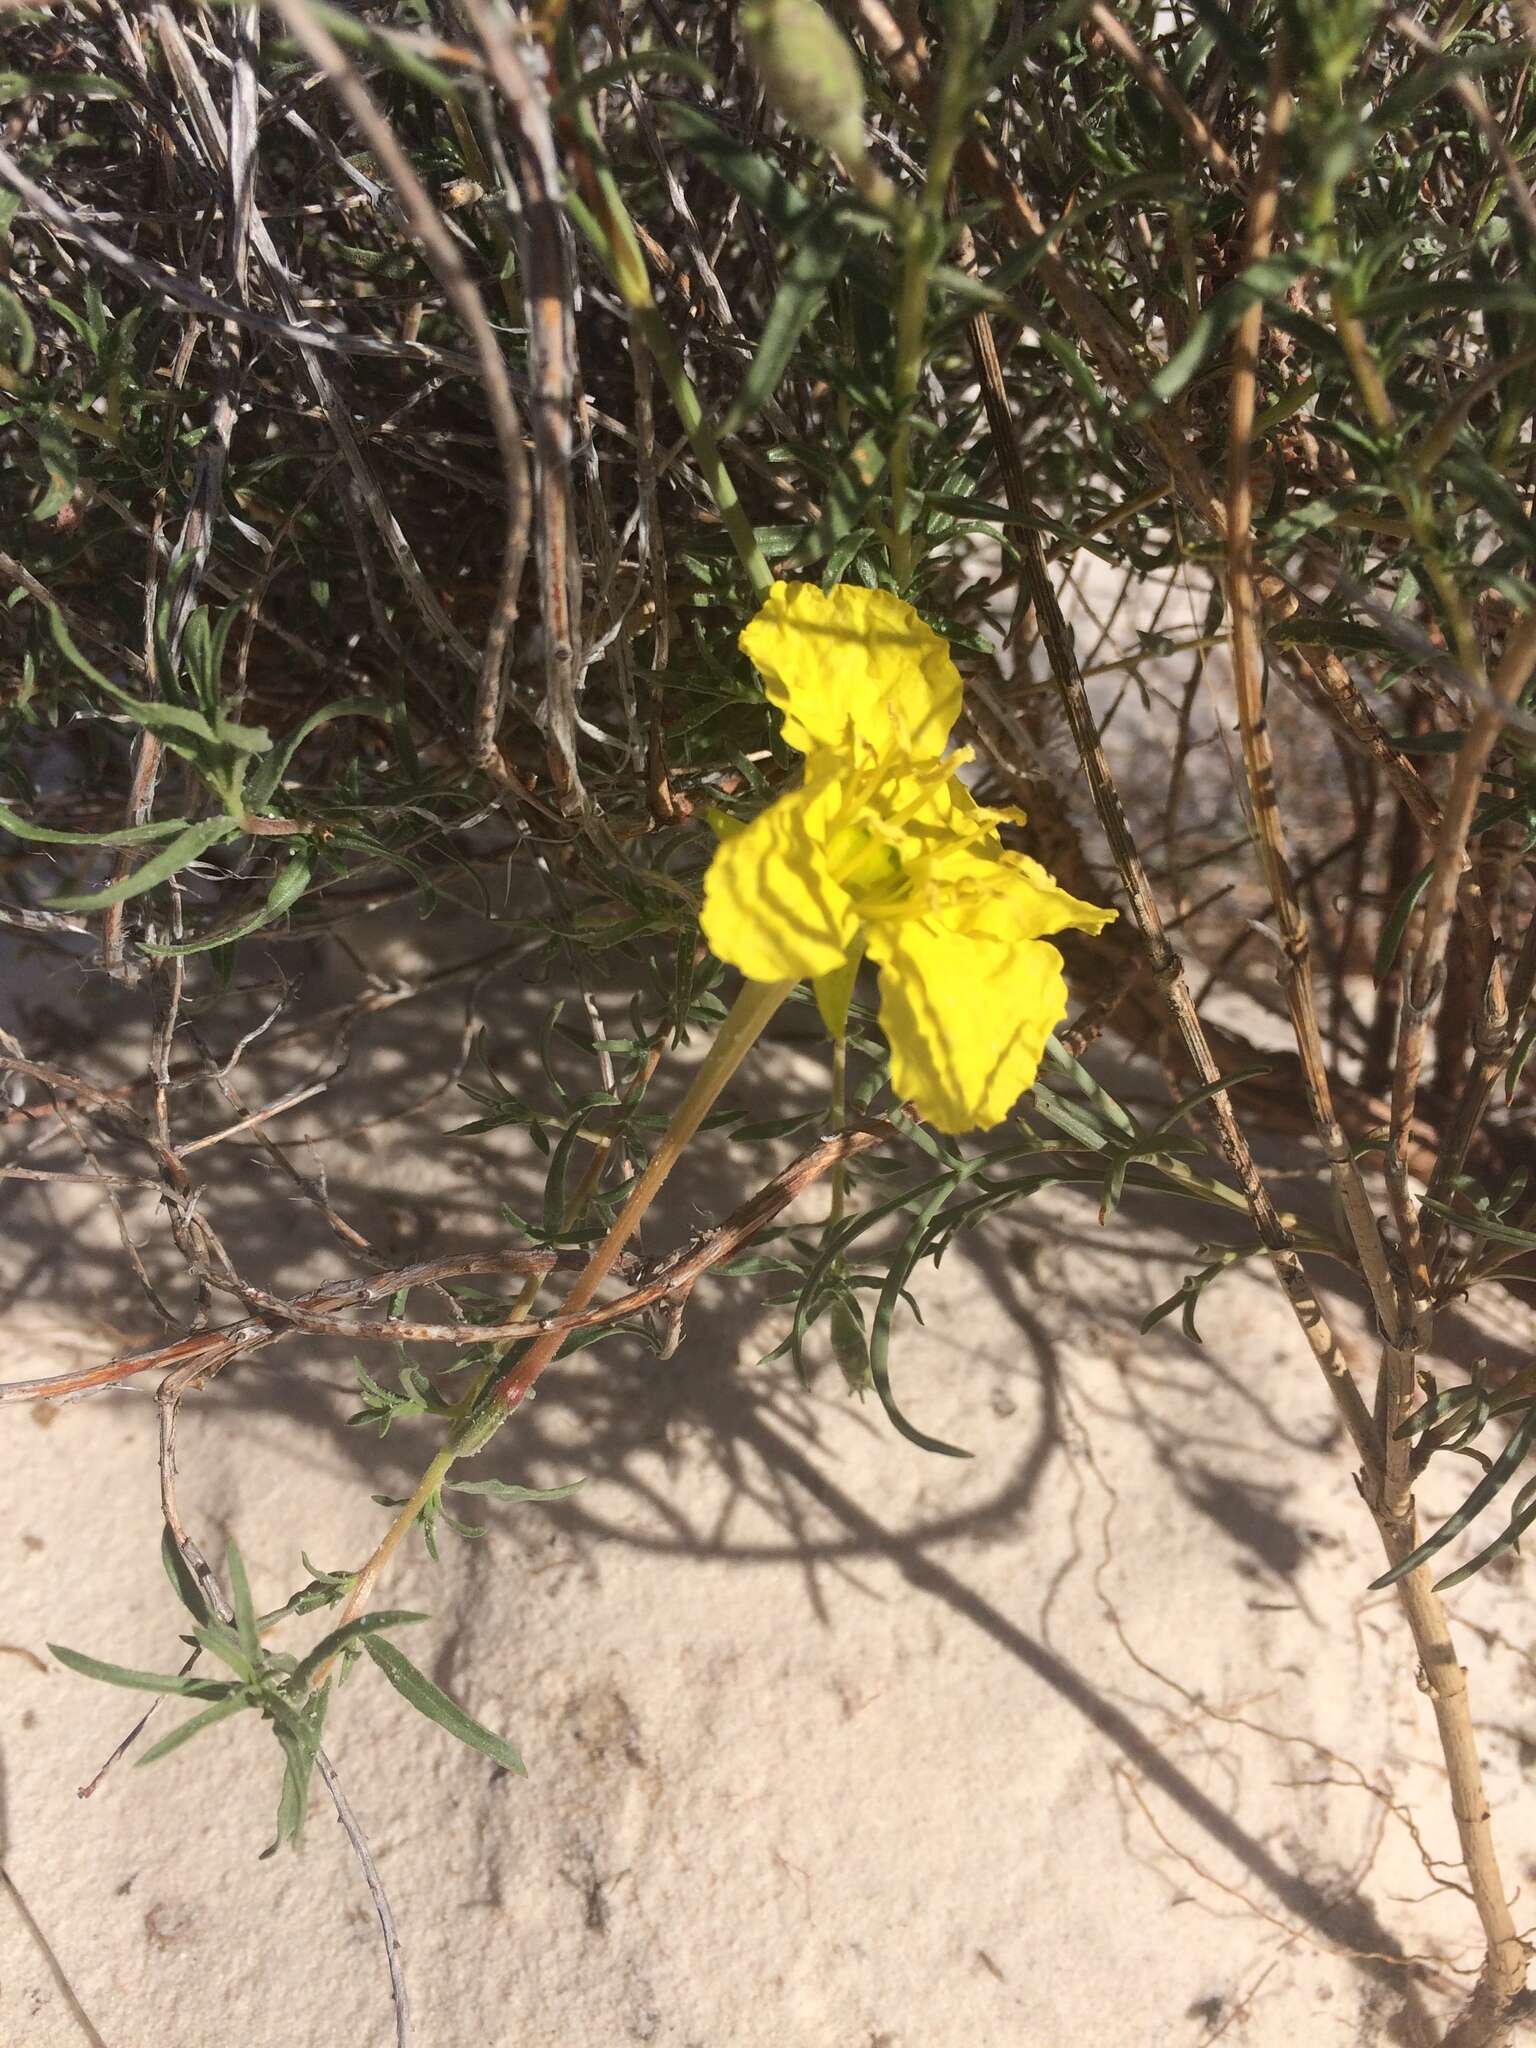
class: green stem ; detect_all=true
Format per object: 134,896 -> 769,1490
320,977 -> 794,1658
884,10 -> 973,591
564,178 -> 772,598
322,1440 -> 460,1661
631,300 -> 773,598
828,1030 -> 848,1228
473,972 -> 793,1426
888,214 -> 929,589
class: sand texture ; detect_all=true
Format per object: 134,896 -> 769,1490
5,1004 -> 1536,2048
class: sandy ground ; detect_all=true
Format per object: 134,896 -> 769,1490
5,946 -> 1536,2048
5,563 -> 1536,2046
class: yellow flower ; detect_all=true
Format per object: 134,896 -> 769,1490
701,581 -> 1116,1134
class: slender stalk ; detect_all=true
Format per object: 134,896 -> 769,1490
324,978 -> 793,1645
476,976 -> 794,1423
884,9 -> 974,589
1224,80 -> 1403,1345
630,299 -> 773,598
1380,1528 -> 1531,2038
887,213 -> 928,588
1388,611 -> 1536,1269
954,222 -> 1381,1488
828,1031 -> 848,1228
1216,72 -> 1531,2034
554,82 -> 772,598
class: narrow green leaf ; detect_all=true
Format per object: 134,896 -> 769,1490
867,1183 -> 973,1459
139,850 -> 312,957
160,1527 -> 212,1627
1,68 -> 135,102
664,103 -> 812,234
1266,617 -> 1421,657
1374,862 -> 1432,981
364,1635 -> 525,1774
553,48 -> 715,112
1389,731 -> 1466,756
1507,1019 -> 1536,1103
1044,1035 -> 1141,1137
1372,38 -> 1527,126
1142,256 -> 1306,408
275,0 -> 458,93
723,212 -> 849,435
0,802 -> 190,849
136,1695 -> 248,1766
191,1619 -> 254,1679
1151,1065 -> 1273,1135
1368,1406 -> 1536,1589
264,1690 -> 330,1855
226,1543 -> 260,1669
446,1478 -> 585,1503
1028,1083 -> 1111,1151
49,1643 -> 233,1699
1436,1473 -> 1536,1590
246,697 -> 385,812
43,817 -> 236,912
31,419 -> 77,521
287,1610 -> 428,1694
1420,1197 -> 1536,1252
0,282 -> 36,372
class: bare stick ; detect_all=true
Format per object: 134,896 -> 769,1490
0,1126 -> 886,1403
463,0 -> 586,811
270,0 -> 534,766
315,1750 -> 414,2048
956,236 -> 1380,1485
1221,85 -> 1401,1337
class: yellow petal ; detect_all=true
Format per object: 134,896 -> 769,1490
867,915 -> 1070,1133
701,771 -> 859,982
960,850 -> 1118,944
740,581 -> 961,761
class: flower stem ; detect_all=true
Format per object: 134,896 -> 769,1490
630,299 -> 773,598
557,106 -> 772,597
320,977 -> 794,1657
474,974 -> 794,1425
888,214 -> 929,589
827,1030 -> 848,1228
884,18 -> 972,590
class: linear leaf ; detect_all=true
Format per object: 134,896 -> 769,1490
139,850 -> 312,957
0,802 -> 190,849
287,1610 -> 427,1694
136,1695 -> 249,1766
867,1182 -> 973,1459
446,1478 -> 585,1503
43,817 -> 236,912
364,1635 -> 525,1774
246,697 -> 386,812
226,1542 -> 260,1669
1368,1406 -> 1536,1589
49,1643 -> 235,1699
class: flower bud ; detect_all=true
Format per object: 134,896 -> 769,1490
830,1296 -> 872,1396
741,0 -> 870,173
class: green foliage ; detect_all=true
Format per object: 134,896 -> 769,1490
52,1537 -> 527,1842
7,0 -> 1536,1968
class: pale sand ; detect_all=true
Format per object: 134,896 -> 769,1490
5,1134 -> 1536,2045
5,558 -> 1534,2045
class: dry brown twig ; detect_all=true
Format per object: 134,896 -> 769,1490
6,6 -> 1536,2041
937,38 -> 1535,2039
0,1125 -> 889,1405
